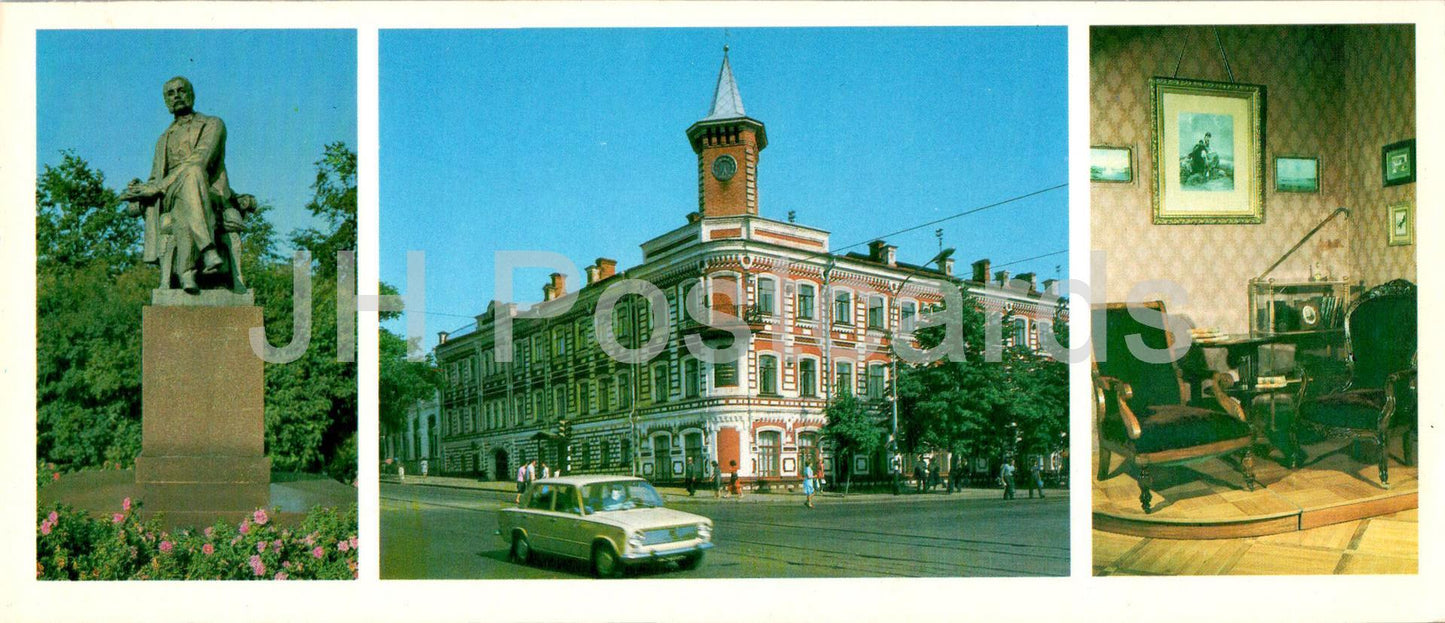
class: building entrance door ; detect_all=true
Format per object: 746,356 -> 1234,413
652,435 -> 672,482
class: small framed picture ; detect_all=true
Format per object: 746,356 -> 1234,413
1382,139 -> 1416,187
1388,202 -> 1413,246
1274,155 -> 1319,193
1090,145 -> 1133,183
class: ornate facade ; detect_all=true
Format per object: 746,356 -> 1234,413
432,51 -> 1062,484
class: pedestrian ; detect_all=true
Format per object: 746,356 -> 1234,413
711,460 -> 723,498
928,461 -> 940,492
914,460 -> 926,494
728,460 -> 743,499
540,461 -> 551,479
515,461 -> 529,504
685,458 -> 698,496
1000,459 -> 1016,500
889,453 -> 903,495
398,461 -> 405,482
803,459 -> 814,508
1028,460 -> 1046,499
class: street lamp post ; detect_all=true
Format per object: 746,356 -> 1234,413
888,248 -> 954,464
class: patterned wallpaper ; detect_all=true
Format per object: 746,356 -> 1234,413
1091,25 -> 1416,333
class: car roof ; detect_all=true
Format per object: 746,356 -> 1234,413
531,475 -> 647,487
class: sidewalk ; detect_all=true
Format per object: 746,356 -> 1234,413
380,473 -> 1069,505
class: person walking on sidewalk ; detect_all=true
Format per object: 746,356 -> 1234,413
515,461 -> 530,504
802,461 -> 818,509
1028,460 -> 1046,499
1000,459 -> 1017,500
728,460 -> 743,500
711,460 -> 723,498
914,460 -> 926,494
685,458 -> 698,496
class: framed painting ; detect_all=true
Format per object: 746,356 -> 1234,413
1275,155 -> 1319,193
1149,77 -> 1266,224
1387,202 -> 1413,246
1090,145 -> 1134,183
1382,139 -> 1416,187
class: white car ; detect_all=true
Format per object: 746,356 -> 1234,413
498,475 -> 713,577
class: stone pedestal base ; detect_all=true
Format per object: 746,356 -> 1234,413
138,302 -> 270,517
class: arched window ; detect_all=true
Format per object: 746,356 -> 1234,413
866,363 -> 886,400
796,283 -> 816,320
1012,317 -> 1028,349
758,354 -> 779,395
833,290 -> 853,325
799,358 -> 817,398
834,361 -> 854,396
757,430 -> 782,477
901,300 -> 918,333
798,431 -> 820,473
868,295 -> 886,329
755,277 -> 776,316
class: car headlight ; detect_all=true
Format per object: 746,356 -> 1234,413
697,523 -> 711,541
627,532 -> 644,550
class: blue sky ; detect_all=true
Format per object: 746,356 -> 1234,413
380,27 -> 1068,350
37,30 -> 357,247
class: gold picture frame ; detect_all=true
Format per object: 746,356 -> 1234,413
1388,201 -> 1413,246
1149,77 -> 1266,224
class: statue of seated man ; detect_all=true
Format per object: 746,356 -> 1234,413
120,76 -> 251,293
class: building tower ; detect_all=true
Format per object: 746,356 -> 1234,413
686,46 -> 768,218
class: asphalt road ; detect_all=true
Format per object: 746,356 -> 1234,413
380,482 -> 1068,579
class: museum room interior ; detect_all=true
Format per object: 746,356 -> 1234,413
1088,24 -> 1417,575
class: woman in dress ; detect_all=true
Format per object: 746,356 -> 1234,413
803,461 -> 817,508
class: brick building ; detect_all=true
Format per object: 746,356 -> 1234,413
432,50 -> 1062,485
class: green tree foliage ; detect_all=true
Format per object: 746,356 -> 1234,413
378,282 -> 440,438
35,145 -> 359,483
820,391 -> 885,491
895,287 -> 1069,464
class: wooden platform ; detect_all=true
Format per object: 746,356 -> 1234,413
1093,437 -> 1418,540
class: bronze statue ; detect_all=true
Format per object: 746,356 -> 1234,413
121,76 -> 253,293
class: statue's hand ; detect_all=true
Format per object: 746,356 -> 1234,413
120,181 -> 160,202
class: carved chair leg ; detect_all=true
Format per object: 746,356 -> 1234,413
1287,423 -> 1302,469
1097,447 -> 1112,481
1136,463 -> 1153,514
1377,434 -> 1391,489
1240,451 -> 1257,491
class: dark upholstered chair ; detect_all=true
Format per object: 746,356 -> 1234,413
1291,279 -> 1417,488
1093,301 -> 1257,513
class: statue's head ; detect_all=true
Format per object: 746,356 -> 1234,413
163,76 -> 195,115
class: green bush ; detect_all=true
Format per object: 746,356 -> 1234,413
37,500 -> 357,581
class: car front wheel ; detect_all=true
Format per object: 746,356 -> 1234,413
592,542 -> 623,579
678,551 -> 705,571
511,532 -> 533,565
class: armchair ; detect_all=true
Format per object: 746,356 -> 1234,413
1094,301 -> 1257,513
1291,279 -> 1416,488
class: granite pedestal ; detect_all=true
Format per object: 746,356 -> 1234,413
134,289 -> 270,521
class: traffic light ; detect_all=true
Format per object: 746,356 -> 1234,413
557,419 -> 571,438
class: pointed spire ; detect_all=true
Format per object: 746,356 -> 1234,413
702,45 -> 746,121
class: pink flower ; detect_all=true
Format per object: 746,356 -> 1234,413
159,541 -> 173,553
304,533 -> 316,546
271,540 -> 283,553
51,472 -> 59,482
252,509 -> 269,525
204,526 -> 215,538
257,541 -> 267,553
231,536 -> 242,546
39,521 -> 52,536
249,555 -> 265,576
311,546 -> 324,559
47,511 -> 58,524
283,561 -> 292,570
273,571 -> 288,581
349,536 -> 358,550
112,513 -> 124,524
122,497 -> 132,512
338,540 -> 349,552
239,520 -> 250,535
202,543 -> 215,555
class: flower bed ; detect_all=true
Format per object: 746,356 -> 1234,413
37,499 -> 357,580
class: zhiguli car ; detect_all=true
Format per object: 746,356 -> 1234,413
497,475 -> 713,577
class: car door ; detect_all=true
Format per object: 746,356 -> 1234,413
521,484 -> 563,554
549,485 -> 592,560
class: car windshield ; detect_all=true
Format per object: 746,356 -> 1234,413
583,481 -> 665,513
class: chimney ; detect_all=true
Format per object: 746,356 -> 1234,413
1043,278 -> 1059,295
994,270 -> 1010,287
437,331 -> 450,345
884,244 -> 896,266
941,257 -> 955,277
687,211 -> 703,224
1017,272 -> 1037,292
596,258 -> 618,280
972,259 -> 991,283
542,283 -> 556,301
550,272 -> 567,298
868,240 -> 887,261
586,264 -> 601,285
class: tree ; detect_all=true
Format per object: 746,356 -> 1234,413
36,151 -> 140,273
820,392 -> 885,494
378,283 -> 441,443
